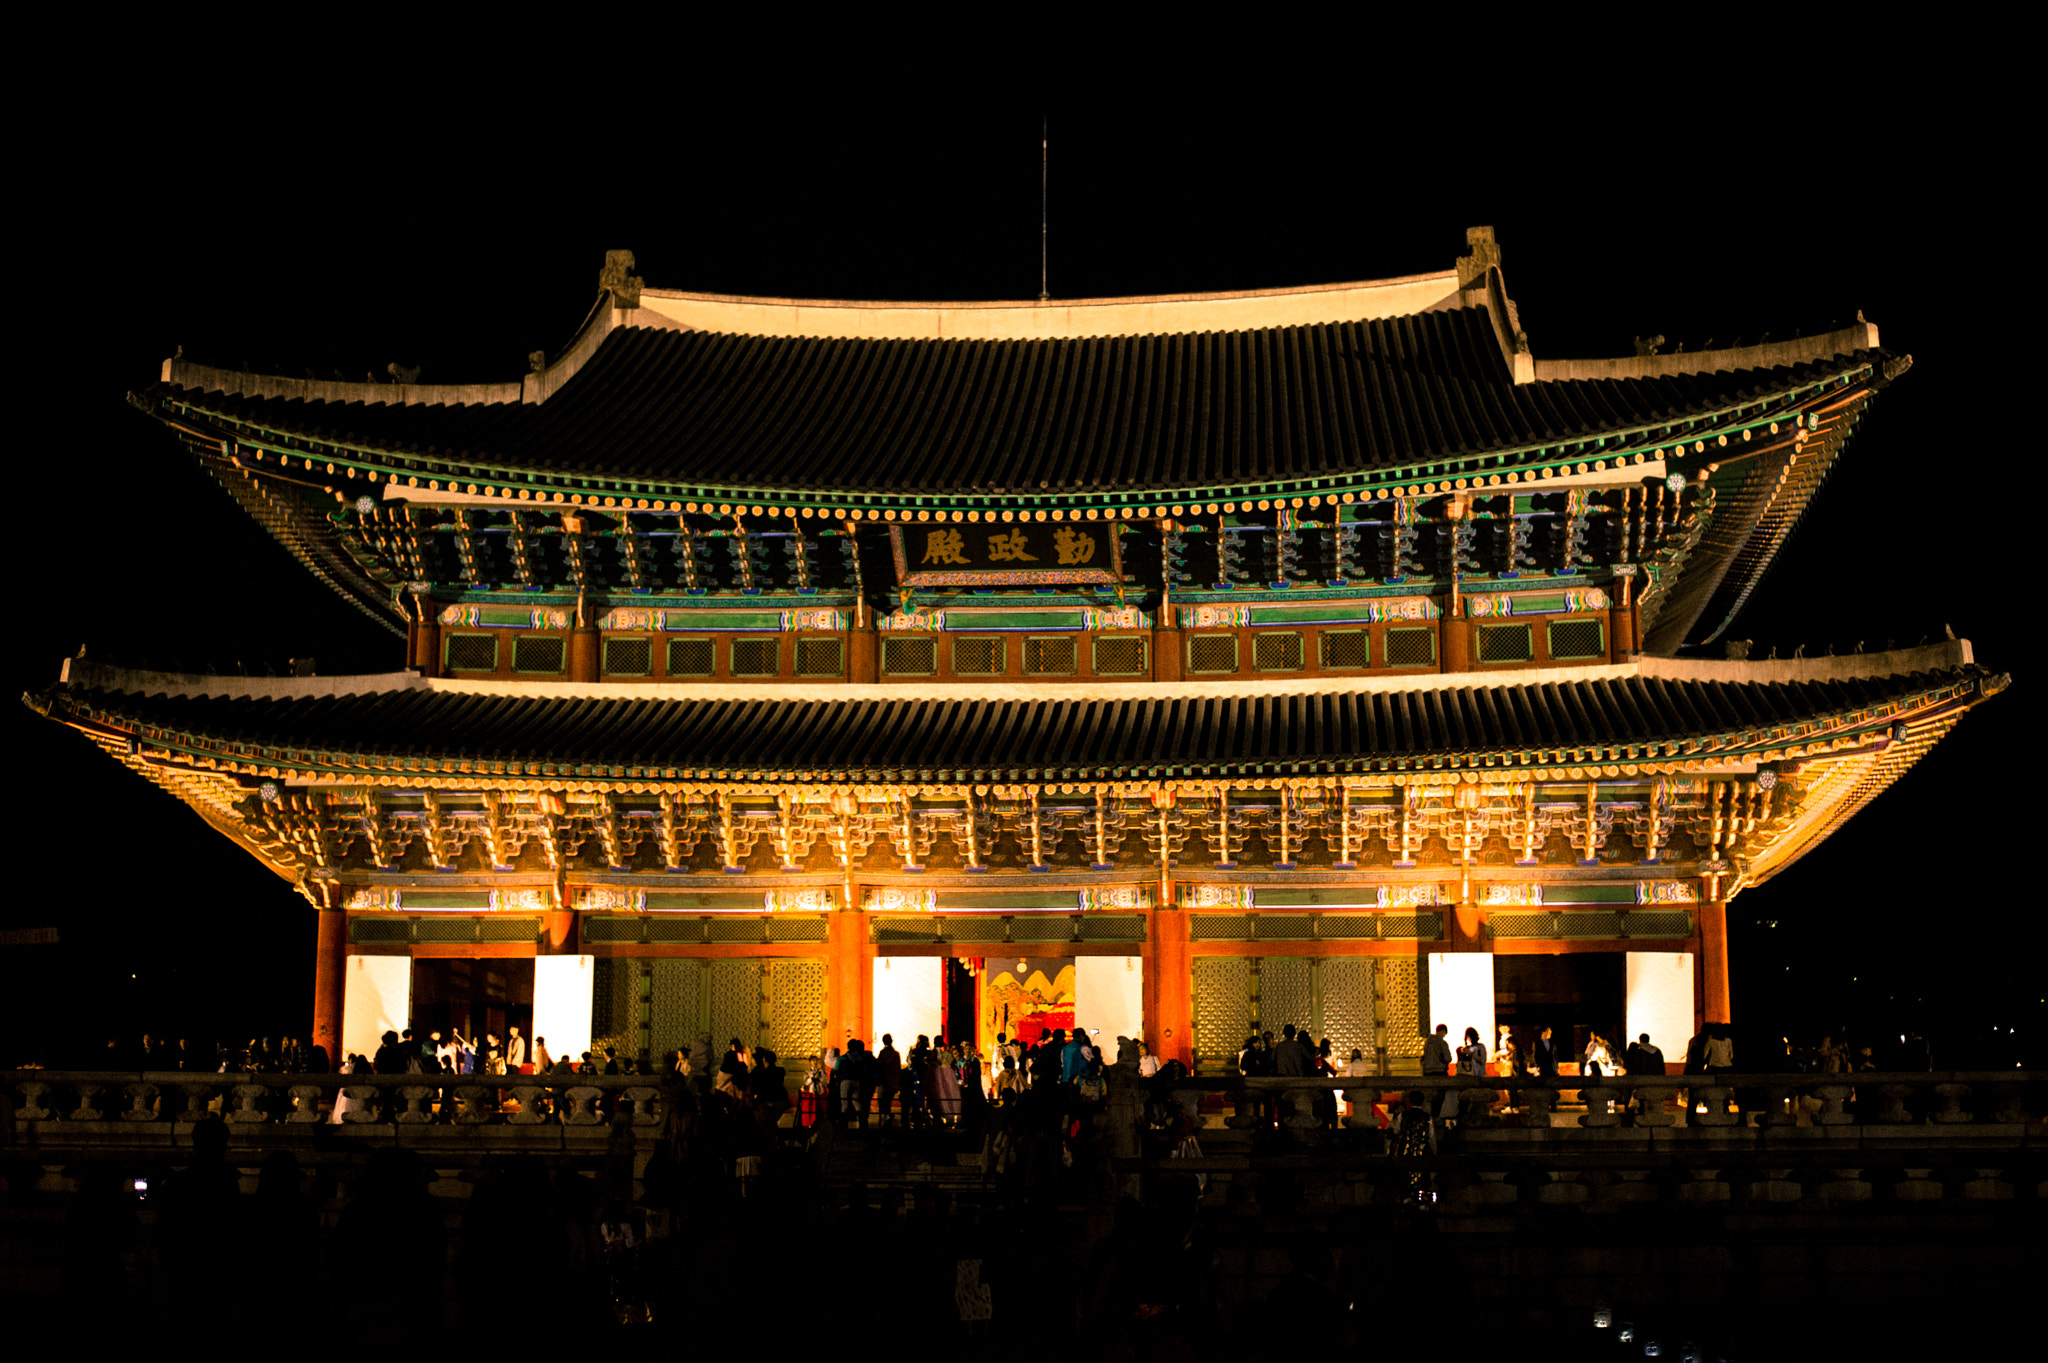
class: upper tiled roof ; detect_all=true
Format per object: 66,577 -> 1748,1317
154,310 -> 1880,495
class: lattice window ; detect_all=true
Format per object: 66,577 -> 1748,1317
720,636 -> 772,677
649,959 -> 702,1057
604,637 -> 652,675
1078,914 -> 1145,941
479,916 -> 540,942
1257,914 -> 1316,940
1487,912 -> 1554,939
581,915 -> 641,944
944,917 -> 1007,942
647,917 -> 705,944
1476,623 -> 1534,664
1385,628 -> 1435,667
707,916 -> 769,943
1318,915 -> 1378,940
1253,632 -> 1303,671
590,957 -> 638,1059
1194,957 -> 1252,1061
1548,618 -> 1605,660
1190,914 -> 1254,941
1381,912 -> 1444,939
1626,909 -> 1693,938
952,636 -> 1005,675
1009,915 -> 1076,943
884,636 -> 937,675
513,635 -> 565,674
349,917 -> 409,944
1188,633 -> 1239,674
444,633 -> 498,672
768,959 -> 826,1061
767,916 -> 829,943
1024,635 -> 1077,675
706,959 -> 763,1050
1557,911 -> 1625,939
1321,957 -> 1376,1060
413,917 -> 478,943
795,638 -> 842,677
1092,636 -> 1147,676
1381,956 -> 1424,1058
1320,630 -> 1369,669
872,918 -> 940,943
667,637 -> 715,676
1259,956 -> 1312,1032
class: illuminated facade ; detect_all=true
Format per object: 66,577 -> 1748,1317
33,231 -> 2003,1073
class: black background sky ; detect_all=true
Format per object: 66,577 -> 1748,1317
5,59 -> 2034,1067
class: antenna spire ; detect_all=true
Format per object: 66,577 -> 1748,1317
1039,116 -> 1049,302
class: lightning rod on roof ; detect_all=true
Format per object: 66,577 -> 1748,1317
1039,116 -> 1049,302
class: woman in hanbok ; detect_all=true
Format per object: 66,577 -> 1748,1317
330,1055 -> 358,1124
929,1038 -> 962,1124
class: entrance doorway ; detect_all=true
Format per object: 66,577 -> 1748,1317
412,958 -> 533,1054
941,959 -> 978,1051
1494,953 -> 1622,1068
981,956 -> 1075,1049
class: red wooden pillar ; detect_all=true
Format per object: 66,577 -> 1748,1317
1149,904 -> 1192,1069
1699,898 -> 1732,1024
312,907 -> 347,1063
827,901 -> 871,1047
413,600 -> 441,676
569,627 -> 600,682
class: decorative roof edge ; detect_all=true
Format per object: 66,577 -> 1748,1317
50,639 -> 1974,707
1533,322 -> 1882,384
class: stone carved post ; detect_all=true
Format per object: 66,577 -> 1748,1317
396,1085 -> 436,1124
1877,1084 -> 1917,1124
121,1083 -> 160,1121
453,1086 -> 495,1124
624,1086 -> 662,1126
1932,1083 -> 1975,1124
71,1082 -> 105,1121
16,1081 -> 54,1121
1629,1082 -> 1679,1128
1811,1083 -> 1855,1126
1757,1081 -> 1800,1127
288,1085 -> 325,1123
562,1087 -> 604,1125
509,1083 -> 547,1124
341,1084 -> 381,1123
1690,1084 -> 1739,1126
1519,1084 -> 1558,1129
231,1083 -> 273,1123
1578,1080 -> 1622,1128
181,1081 -> 221,1121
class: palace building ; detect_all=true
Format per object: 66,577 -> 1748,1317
31,230 -> 2004,1074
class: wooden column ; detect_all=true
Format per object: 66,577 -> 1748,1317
312,907 -> 347,1064
540,908 -> 576,954
412,600 -> 440,676
1699,898 -> 1732,1023
1609,570 -> 1637,659
568,627 -> 600,682
1149,903 -> 1192,1069
1448,899 -> 1485,950
828,901 -> 872,1047
1440,612 -> 1470,674
849,621 -> 878,684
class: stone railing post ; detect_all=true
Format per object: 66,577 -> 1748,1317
453,1085 -> 496,1123
1932,1082 -> 1974,1124
1877,1083 -> 1917,1124
121,1083 -> 160,1122
181,1081 -> 221,1120
1520,1084 -> 1558,1128
508,1081 -> 548,1124
562,1086 -> 603,1125
1690,1084 -> 1738,1126
625,1085 -> 663,1126
341,1083 -> 381,1123
1812,1083 -> 1855,1126
1282,1086 -> 1322,1131
1757,1081 -> 1799,1127
1989,1084 -> 2029,1125
1579,1080 -> 1621,1127
230,1082 -> 273,1123
288,1085 -> 325,1122
1629,1082 -> 1679,1128
71,1082 -> 105,1121
16,1081 -> 54,1121
396,1084 -> 436,1124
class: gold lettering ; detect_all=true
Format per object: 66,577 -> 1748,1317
922,529 -> 968,564
987,529 -> 1037,562
1054,527 -> 1096,565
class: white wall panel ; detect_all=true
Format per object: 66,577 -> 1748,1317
1626,951 -> 1694,1067
1073,956 -> 1144,1049
870,956 -> 942,1049
1425,953 -> 1495,1065
342,955 -> 411,1062
533,955 -> 596,1062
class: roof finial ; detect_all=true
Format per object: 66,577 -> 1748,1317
1456,226 -> 1501,290
601,250 -> 643,309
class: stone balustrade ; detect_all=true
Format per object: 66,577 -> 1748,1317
2,1070 -> 668,1131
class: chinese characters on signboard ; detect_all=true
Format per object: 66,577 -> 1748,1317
893,521 -> 1118,584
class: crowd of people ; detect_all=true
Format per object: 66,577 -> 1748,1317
815,1028 -> 1120,1129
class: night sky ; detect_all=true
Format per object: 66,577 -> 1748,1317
7,95 -> 2031,1067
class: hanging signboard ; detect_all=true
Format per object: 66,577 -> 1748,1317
889,521 -> 1121,587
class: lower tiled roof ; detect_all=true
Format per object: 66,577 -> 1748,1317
42,665 -> 1987,780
